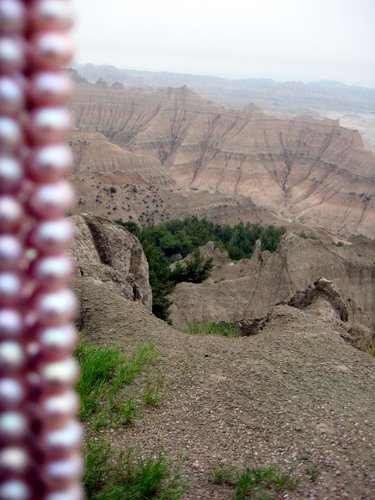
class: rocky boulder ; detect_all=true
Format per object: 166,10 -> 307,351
69,214 -> 152,317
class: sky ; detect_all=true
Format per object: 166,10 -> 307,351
74,0 -> 375,87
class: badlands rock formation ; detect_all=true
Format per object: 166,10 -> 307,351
69,214 -> 152,318
170,234 -> 375,332
69,75 -> 375,239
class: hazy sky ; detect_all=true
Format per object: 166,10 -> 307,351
75,0 -> 375,87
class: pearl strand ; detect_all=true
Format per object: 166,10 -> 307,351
0,1 -> 82,499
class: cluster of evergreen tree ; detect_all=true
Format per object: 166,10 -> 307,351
115,217 -> 285,321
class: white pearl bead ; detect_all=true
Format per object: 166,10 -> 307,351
0,116 -> 21,153
28,218 -> 74,254
30,0 -> 74,32
0,308 -> 23,337
30,254 -> 74,289
40,390 -> 79,426
0,377 -> 24,408
29,106 -> 71,144
30,71 -> 73,106
27,144 -> 73,181
0,195 -> 23,231
0,0 -> 26,35
0,234 -> 22,268
0,479 -> 29,500
0,411 -> 27,440
0,156 -> 22,192
0,76 -> 24,115
30,32 -> 73,70
46,485 -> 83,500
0,446 -> 29,474
0,341 -> 25,371
40,357 -> 79,388
33,288 -> 77,325
28,180 -> 74,219
42,420 -> 82,456
36,323 -> 77,359
0,272 -> 22,304
0,37 -> 24,73
43,452 -> 83,489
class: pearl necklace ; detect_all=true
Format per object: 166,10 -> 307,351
0,1 -> 82,498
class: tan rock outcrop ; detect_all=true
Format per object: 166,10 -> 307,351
69,214 -> 152,313
169,234 -> 375,331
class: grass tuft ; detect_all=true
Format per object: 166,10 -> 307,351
84,439 -> 189,499
213,463 -> 300,499
185,322 -> 242,338
75,341 -> 155,424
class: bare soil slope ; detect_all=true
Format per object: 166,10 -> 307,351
77,277 -> 375,499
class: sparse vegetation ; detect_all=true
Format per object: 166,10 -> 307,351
84,439 -> 188,499
298,231 -> 319,240
115,216 -> 285,320
186,322 -> 242,338
75,341 -> 155,424
213,463 -> 300,499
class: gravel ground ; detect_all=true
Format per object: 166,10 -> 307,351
80,285 -> 375,499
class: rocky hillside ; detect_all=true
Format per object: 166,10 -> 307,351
72,216 -> 375,499
69,75 -> 375,239
170,234 -> 375,334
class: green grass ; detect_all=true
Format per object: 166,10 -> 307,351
84,439 -> 189,500
75,341 -> 155,423
298,231 -> 319,240
213,464 -> 300,499
185,322 -> 242,338
144,378 -> 164,406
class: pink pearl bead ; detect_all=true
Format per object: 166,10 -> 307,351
0,479 -> 30,500
30,254 -> 74,290
30,32 -> 73,70
27,218 -> 74,254
0,411 -> 27,442
0,195 -> 22,233
32,288 -> 77,326
0,195 -> 23,232
0,76 -> 23,115
0,37 -> 24,73
0,234 -> 23,269
39,357 -> 79,391
30,0 -> 74,32
0,116 -> 21,153
0,272 -> 22,304
0,0 -> 25,35
29,71 -> 73,106
0,341 -> 25,372
28,180 -> 74,219
27,144 -> 73,181
40,390 -> 79,427
42,452 -> 82,490
0,156 -> 22,192
46,484 -> 83,500
28,106 -> 71,144
0,446 -> 29,475
0,377 -> 25,408
41,420 -> 82,458
0,308 -> 23,338
35,323 -> 77,360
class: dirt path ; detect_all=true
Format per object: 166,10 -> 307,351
78,280 -> 375,499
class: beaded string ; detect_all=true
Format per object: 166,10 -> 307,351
0,1 -> 82,498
